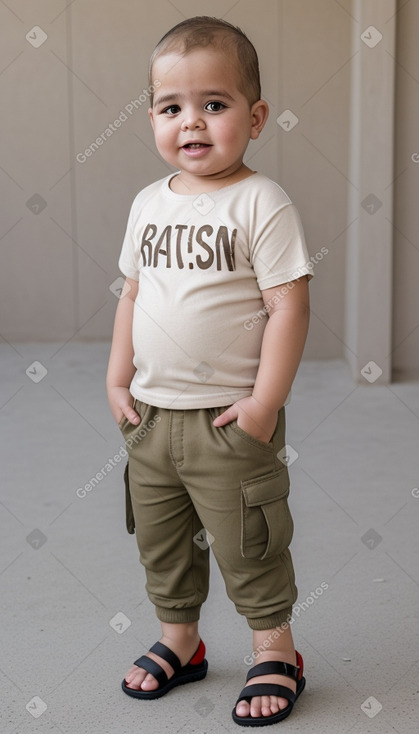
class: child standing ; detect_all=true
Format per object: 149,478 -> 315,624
107,16 -> 312,727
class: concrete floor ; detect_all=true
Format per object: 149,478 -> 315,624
1,342 -> 418,734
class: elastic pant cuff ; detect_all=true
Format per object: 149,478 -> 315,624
246,607 -> 293,630
155,605 -> 201,624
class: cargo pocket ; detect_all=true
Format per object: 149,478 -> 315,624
123,461 -> 135,535
241,467 -> 293,560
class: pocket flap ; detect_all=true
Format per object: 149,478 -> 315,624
241,467 -> 289,507
124,461 -> 135,535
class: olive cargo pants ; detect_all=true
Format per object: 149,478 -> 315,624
119,400 -> 297,631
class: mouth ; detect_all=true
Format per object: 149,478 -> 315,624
181,142 -> 211,149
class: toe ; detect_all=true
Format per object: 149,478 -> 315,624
269,695 -> 280,715
260,695 -> 273,717
124,665 -> 159,691
250,695 -> 263,718
124,666 -> 144,689
235,699 -> 250,717
236,694 -> 290,719
125,672 -> 146,690
124,665 -> 138,684
140,672 -> 159,690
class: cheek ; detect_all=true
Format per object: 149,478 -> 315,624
154,123 -> 175,149
215,116 -> 249,145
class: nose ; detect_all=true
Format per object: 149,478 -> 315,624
180,107 -> 205,131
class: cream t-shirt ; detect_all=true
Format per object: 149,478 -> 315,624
119,172 -> 313,409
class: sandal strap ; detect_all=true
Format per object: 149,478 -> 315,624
133,655 -> 168,687
236,682 -> 296,705
149,641 -> 182,672
246,660 -> 299,683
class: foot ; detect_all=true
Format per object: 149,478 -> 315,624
124,628 -> 201,692
234,649 -> 297,720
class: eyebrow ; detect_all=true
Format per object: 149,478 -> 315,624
154,89 -> 235,106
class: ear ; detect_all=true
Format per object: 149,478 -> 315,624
249,100 -> 269,140
148,107 -> 155,131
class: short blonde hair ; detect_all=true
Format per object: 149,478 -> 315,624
149,16 -> 261,106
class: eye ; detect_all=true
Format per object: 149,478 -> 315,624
204,101 -> 226,113
161,105 -> 180,115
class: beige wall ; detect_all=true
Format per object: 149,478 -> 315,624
278,0 -> 351,358
392,0 -> 419,376
344,0 -> 395,383
0,0 -> 417,376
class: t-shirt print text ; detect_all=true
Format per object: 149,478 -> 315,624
140,223 -> 237,271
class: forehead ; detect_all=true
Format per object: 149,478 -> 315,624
151,47 -> 243,99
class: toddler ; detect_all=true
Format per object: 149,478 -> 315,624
107,16 -> 312,727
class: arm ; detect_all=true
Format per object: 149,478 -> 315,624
106,277 -> 141,426
213,276 -> 310,442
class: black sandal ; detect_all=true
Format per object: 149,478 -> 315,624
121,639 -> 208,700
232,650 -> 305,726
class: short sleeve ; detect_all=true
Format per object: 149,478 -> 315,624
250,202 -> 313,290
118,198 -> 140,281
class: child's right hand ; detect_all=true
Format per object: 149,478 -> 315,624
107,386 -> 141,427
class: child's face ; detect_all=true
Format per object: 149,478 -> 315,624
148,47 -> 268,190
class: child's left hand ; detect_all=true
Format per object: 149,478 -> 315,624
213,396 -> 278,444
